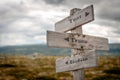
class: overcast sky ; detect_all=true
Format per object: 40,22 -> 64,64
0,0 -> 120,46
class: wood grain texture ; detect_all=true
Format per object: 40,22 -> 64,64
56,49 -> 98,73
55,5 -> 94,32
47,31 -> 109,50
71,24 -> 85,80
73,69 -> 85,80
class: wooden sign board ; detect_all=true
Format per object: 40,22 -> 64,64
47,31 -> 109,50
55,5 -> 94,32
56,50 -> 98,73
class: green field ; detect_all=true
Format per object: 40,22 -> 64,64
0,55 -> 120,80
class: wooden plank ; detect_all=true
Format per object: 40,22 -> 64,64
55,5 -> 94,32
47,31 -> 109,50
56,49 -> 98,73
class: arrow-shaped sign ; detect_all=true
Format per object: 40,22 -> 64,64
56,49 -> 98,72
47,31 -> 109,50
55,5 -> 94,32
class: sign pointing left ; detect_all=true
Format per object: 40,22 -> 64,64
47,31 -> 109,50
56,49 -> 98,72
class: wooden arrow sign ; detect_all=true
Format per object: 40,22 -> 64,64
56,49 -> 98,72
55,5 -> 94,32
47,31 -> 109,50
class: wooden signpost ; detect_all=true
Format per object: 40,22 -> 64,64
47,5 -> 109,80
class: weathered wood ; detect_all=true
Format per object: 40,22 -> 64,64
47,31 -> 109,50
73,69 -> 84,80
56,49 -> 98,73
55,5 -> 94,32
71,26 -> 85,80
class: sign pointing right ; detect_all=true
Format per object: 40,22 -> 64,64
55,5 -> 94,32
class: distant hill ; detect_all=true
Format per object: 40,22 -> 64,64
0,44 -> 71,56
0,43 -> 120,56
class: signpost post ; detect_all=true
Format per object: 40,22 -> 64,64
47,5 -> 109,80
71,26 -> 85,80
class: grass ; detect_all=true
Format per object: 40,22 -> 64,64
0,55 -> 120,80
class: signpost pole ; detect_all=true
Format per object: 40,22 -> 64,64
73,69 -> 84,80
70,8 -> 85,80
71,27 -> 85,80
